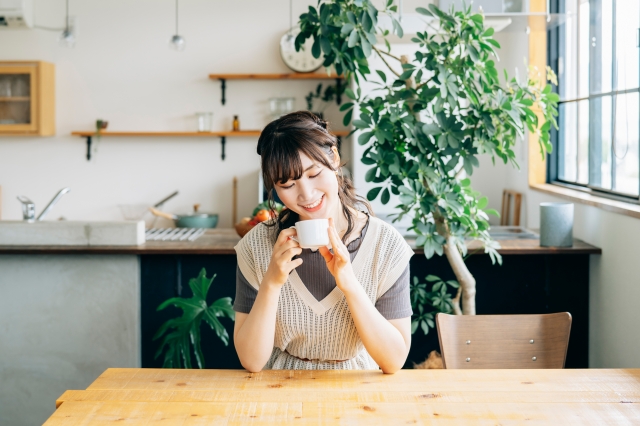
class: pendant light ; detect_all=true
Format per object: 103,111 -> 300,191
281,0 -> 295,53
169,0 -> 185,51
58,0 -> 75,48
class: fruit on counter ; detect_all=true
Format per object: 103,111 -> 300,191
254,209 -> 271,223
235,201 -> 287,237
252,201 -> 284,217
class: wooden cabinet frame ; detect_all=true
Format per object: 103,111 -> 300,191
0,61 -> 55,136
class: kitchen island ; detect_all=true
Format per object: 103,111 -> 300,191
0,229 -> 600,425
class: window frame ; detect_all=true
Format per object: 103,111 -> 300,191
547,0 -> 640,205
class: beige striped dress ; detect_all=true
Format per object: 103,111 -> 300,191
234,216 -> 414,370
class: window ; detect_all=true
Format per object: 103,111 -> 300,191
549,0 -> 640,201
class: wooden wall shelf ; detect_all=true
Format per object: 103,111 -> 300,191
0,97 -> 30,102
208,72 -> 346,105
208,73 -> 344,80
71,130 -> 350,161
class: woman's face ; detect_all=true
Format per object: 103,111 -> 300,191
274,149 -> 340,221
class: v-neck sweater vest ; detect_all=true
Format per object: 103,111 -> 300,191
234,216 -> 414,370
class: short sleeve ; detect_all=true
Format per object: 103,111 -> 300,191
376,223 -> 415,299
233,265 -> 258,313
233,226 -> 263,291
375,264 -> 413,320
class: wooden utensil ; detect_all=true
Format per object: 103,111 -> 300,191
232,177 -> 238,225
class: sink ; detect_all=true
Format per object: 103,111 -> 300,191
0,221 -> 145,246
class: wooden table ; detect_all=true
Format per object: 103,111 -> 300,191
45,368 -> 640,425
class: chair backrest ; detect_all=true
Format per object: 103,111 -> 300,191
436,312 -> 572,369
501,189 -> 522,226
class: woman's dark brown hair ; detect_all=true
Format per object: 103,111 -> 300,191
257,110 -> 373,248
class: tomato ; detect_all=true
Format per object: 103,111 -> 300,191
248,219 -> 260,226
254,209 -> 271,222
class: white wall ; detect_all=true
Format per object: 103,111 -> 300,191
0,0 -> 346,226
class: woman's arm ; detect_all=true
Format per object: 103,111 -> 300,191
233,228 -> 302,372
319,218 -> 411,373
341,280 -> 411,373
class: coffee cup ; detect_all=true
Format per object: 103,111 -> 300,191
289,219 -> 331,250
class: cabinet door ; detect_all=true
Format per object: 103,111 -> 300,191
0,65 -> 38,134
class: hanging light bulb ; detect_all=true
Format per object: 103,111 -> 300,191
58,0 -> 75,48
169,0 -> 185,51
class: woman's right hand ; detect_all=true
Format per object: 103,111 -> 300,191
262,228 -> 303,287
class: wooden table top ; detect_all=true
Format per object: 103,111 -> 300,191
0,228 -> 601,255
45,368 -> 639,425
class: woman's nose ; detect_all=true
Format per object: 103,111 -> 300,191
297,180 -> 315,201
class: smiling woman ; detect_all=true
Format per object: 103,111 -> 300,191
232,111 -> 415,373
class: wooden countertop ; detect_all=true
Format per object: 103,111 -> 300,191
0,228 -> 601,255
46,368 -> 640,424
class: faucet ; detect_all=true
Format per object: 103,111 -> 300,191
17,188 -> 71,221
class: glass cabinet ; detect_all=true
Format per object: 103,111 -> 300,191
0,61 -> 54,136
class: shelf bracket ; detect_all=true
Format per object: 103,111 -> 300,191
221,136 -> 226,161
335,78 -> 342,105
219,79 -> 227,105
85,136 -> 92,161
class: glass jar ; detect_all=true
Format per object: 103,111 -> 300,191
196,112 -> 213,132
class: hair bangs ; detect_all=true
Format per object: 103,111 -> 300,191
261,132 -> 335,189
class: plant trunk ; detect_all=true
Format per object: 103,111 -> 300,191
434,215 -> 476,315
443,235 -> 476,315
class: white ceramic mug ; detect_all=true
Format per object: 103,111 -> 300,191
290,219 -> 331,250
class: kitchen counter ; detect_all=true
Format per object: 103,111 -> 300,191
0,227 -> 602,255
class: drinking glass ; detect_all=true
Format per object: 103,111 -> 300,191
196,112 -> 213,132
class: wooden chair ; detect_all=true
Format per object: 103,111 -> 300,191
500,189 -> 522,226
436,312 -> 572,369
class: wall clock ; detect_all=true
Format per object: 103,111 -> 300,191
279,27 -> 324,73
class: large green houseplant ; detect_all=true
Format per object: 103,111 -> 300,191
154,268 -> 235,368
296,1 -> 558,319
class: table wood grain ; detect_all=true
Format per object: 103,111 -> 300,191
45,368 -> 640,424
0,228 -> 601,255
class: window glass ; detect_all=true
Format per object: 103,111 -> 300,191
599,95 -> 613,190
553,0 -> 640,201
614,0 -> 640,91
577,99 -> 589,184
559,102 -> 578,182
613,92 -> 640,195
598,0 -> 612,93
578,0 -> 590,98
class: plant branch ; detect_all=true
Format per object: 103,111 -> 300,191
377,48 -> 402,62
373,45 -> 402,77
415,76 -> 435,90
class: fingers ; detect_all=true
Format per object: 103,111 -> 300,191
327,217 -> 340,250
288,258 -> 303,271
281,246 -> 302,260
318,246 -> 333,263
274,239 -> 300,258
276,228 -> 298,245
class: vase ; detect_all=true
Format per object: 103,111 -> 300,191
540,202 -> 574,247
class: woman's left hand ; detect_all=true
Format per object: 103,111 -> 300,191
319,217 -> 357,291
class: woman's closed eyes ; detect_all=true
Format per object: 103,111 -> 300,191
280,170 -> 323,189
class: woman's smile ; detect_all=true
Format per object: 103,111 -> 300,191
300,194 -> 325,212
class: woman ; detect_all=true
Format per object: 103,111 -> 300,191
233,111 -> 414,373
